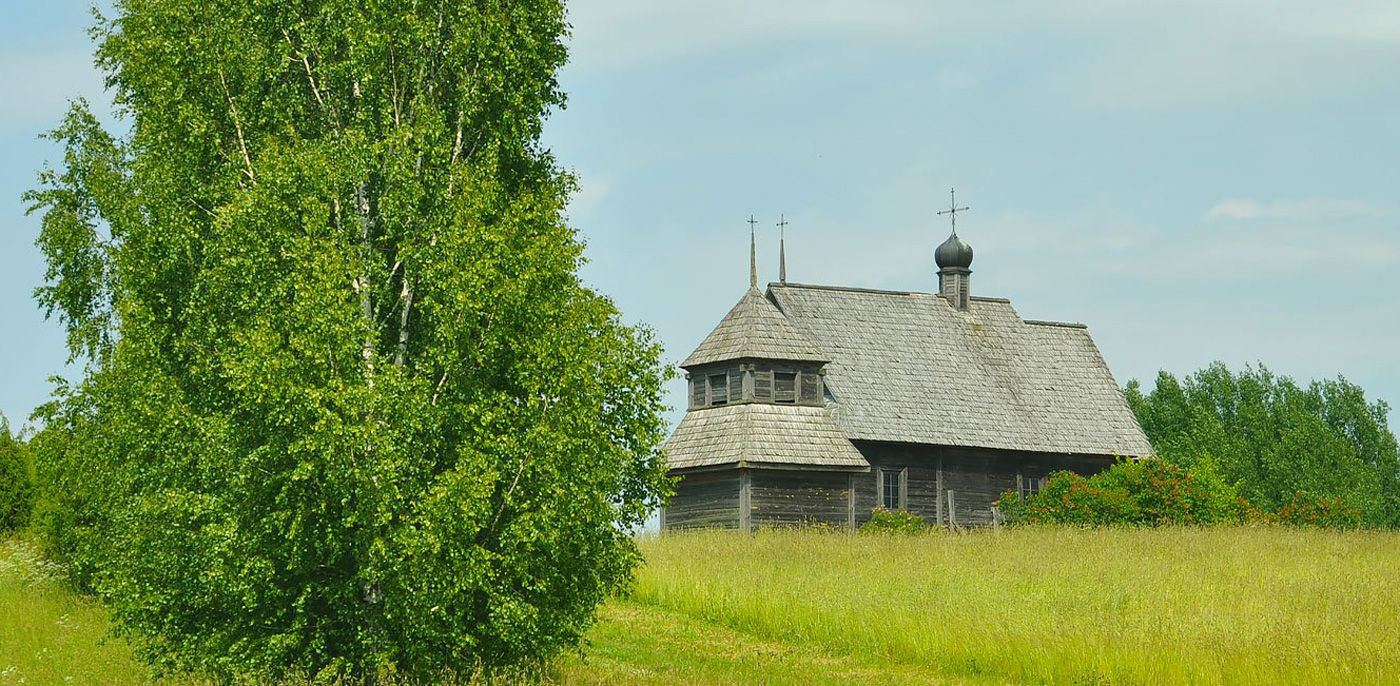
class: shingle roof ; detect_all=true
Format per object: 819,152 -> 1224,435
664,403 -> 870,470
768,283 -> 1155,457
681,287 -> 828,368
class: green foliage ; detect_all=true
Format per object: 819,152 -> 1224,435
860,507 -> 929,534
998,457 -> 1249,526
26,0 -> 672,682
0,418 -> 34,533
1273,492 -> 1363,529
1125,363 -> 1400,526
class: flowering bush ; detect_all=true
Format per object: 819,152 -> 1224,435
997,457 -> 1248,526
1271,491 -> 1363,528
861,507 -> 930,534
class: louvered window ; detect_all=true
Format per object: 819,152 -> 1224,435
709,374 -> 728,405
774,372 -> 796,404
753,370 -> 773,400
800,372 -> 820,403
691,377 -> 705,408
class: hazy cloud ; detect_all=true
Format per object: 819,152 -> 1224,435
1205,198 -> 1395,223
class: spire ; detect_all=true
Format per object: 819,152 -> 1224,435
747,215 -> 759,289
777,214 -> 789,284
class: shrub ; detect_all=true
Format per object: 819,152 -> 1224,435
861,507 -> 930,534
0,419 -> 34,533
1272,491 -> 1363,529
998,457 -> 1248,526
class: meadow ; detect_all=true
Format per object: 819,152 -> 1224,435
5,526 -> 1400,684
629,526 -> 1400,685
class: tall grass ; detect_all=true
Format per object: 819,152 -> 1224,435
0,536 -> 170,685
632,526 -> 1400,685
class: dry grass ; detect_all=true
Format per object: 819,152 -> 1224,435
629,525 -> 1400,685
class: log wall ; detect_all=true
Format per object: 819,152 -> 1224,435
749,470 -> 852,528
853,442 -> 1114,527
663,469 -> 741,530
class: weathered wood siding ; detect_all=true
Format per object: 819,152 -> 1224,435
852,441 -> 1114,527
749,470 -> 851,528
663,469 -> 741,529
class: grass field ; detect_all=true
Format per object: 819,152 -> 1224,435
5,527 -> 1400,684
628,526 -> 1400,685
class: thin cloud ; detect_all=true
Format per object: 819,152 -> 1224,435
1204,198 -> 1395,223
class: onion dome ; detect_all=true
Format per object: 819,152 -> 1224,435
935,232 -> 974,269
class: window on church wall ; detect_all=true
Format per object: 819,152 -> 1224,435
1018,472 -> 1045,500
800,371 -> 820,404
708,373 -> 728,405
774,371 -> 797,404
880,468 -> 906,510
753,369 -> 773,400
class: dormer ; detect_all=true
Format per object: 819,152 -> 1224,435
681,287 -> 829,410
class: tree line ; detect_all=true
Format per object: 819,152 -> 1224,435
1001,363 -> 1399,527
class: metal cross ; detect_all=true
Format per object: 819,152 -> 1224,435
936,188 -> 970,234
776,214 -> 788,240
747,215 -> 758,232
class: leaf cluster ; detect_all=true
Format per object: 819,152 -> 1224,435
0,417 -> 35,533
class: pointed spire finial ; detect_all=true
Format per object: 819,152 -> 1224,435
747,215 -> 759,289
777,214 -> 789,284
937,187 -> 970,235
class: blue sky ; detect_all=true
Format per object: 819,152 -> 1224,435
3,2 -> 1399,433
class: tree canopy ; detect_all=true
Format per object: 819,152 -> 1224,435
26,0 -> 671,680
1125,363 -> 1399,527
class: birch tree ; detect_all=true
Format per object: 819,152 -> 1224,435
26,0 -> 671,680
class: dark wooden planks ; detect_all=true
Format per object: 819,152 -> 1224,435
664,469 -> 741,530
749,470 -> 850,527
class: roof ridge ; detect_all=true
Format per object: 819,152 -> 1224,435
769,282 -> 1014,304
769,282 -> 918,296
1024,319 -> 1088,329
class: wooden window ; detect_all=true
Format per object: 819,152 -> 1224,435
800,371 -> 820,404
774,371 -> 797,404
753,370 -> 773,400
691,377 -> 705,408
708,374 -> 728,405
1018,472 -> 1045,500
880,468 -> 906,510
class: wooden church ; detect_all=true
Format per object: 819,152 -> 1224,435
660,209 -> 1154,530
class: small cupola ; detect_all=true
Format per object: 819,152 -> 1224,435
936,231 -> 973,311
934,188 -> 974,311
